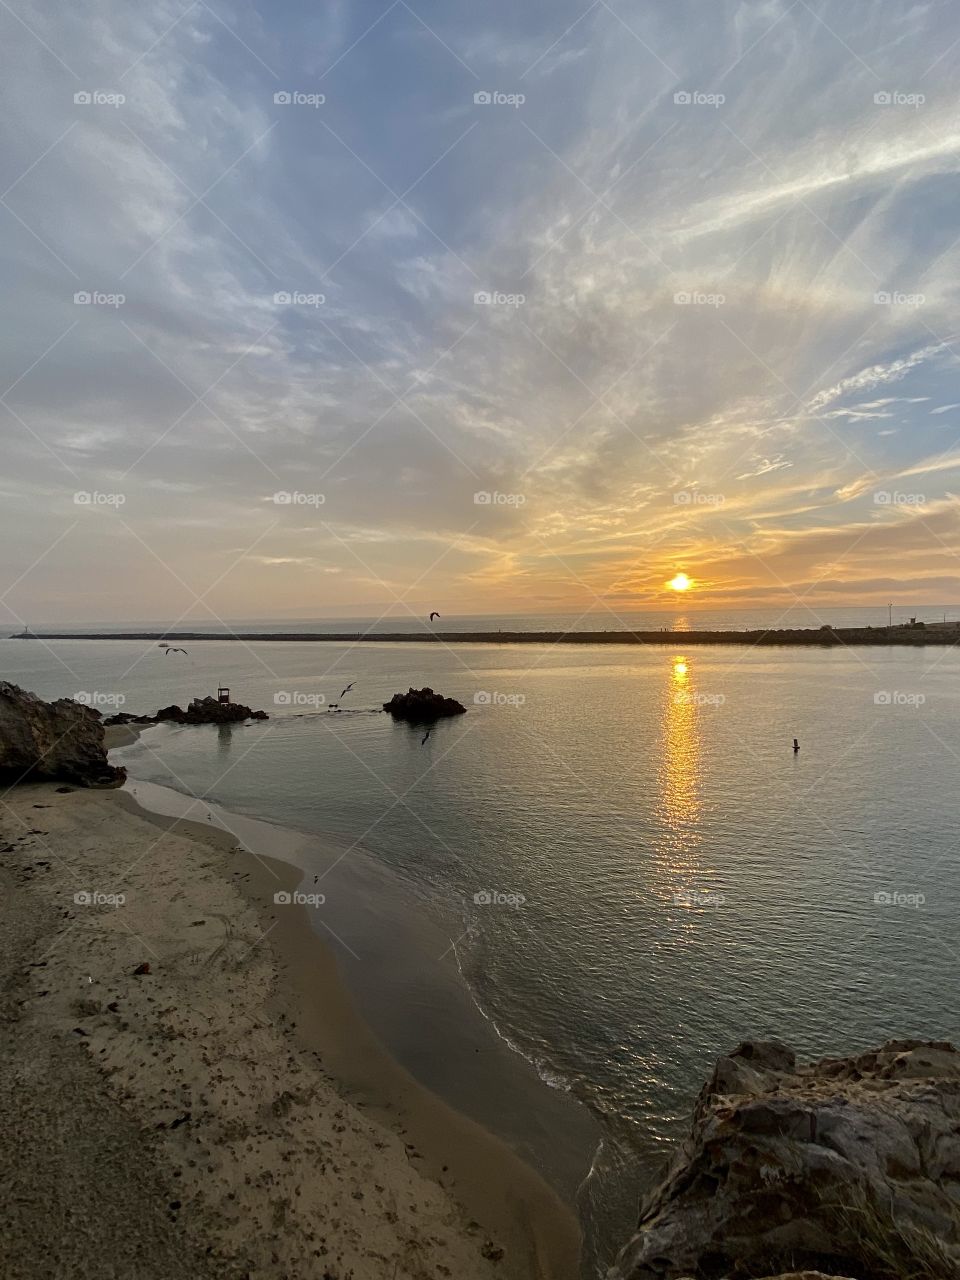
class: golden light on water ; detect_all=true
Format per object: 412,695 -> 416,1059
673,659 -> 688,677
667,572 -> 693,592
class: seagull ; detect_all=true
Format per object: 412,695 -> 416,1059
165,647 -> 188,655
421,729 -> 431,745
339,682 -> 355,699
429,611 -> 440,622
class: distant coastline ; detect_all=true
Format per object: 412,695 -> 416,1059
13,624 -> 960,647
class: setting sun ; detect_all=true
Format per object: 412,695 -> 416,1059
667,572 -> 693,592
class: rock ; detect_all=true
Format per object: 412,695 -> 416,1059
0,682 -> 126,788
382,687 -> 466,723
155,697 -> 268,725
132,962 -> 150,975
611,1039 -> 960,1280
103,698 -> 269,728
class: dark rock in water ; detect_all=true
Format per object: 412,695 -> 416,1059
158,696 -> 268,725
104,698 -> 269,728
611,1038 -> 960,1280
382,687 -> 466,723
0,682 -> 126,788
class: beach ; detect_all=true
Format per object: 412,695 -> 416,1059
0,774 -> 581,1280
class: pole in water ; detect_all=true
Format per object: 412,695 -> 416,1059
793,738 -> 800,752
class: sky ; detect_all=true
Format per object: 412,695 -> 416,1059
2,0 -> 960,626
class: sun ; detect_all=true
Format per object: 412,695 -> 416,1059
667,572 -> 693,592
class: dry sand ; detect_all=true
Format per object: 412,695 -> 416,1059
0,780 -> 581,1280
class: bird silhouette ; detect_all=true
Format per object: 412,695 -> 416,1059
165,647 -> 188,655
421,729 -> 431,745
340,682 -> 355,699
429,611 -> 440,621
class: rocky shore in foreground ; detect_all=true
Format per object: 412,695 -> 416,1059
612,1038 -> 960,1280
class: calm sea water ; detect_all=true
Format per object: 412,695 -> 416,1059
5,634 -> 960,1270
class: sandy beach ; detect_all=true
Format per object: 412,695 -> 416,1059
0,775 -> 581,1280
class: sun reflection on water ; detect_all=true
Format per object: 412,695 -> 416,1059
656,656 -> 704,890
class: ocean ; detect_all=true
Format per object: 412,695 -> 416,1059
5,628 -> 960,1272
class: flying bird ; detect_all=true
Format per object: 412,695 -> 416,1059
340,682 -> 355,699
421,729 -> 431,745
165,647 -> 188,655
429,611 -> 440,621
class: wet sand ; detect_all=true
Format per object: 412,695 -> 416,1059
0,779 -> 582,1280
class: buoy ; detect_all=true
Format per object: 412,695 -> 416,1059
793,738 -> 800,752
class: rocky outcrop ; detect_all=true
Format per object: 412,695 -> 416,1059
105,697 -> 268,728
612,1039 -> 960,1280
0,682 -> 125,787
383,687 -> 467,723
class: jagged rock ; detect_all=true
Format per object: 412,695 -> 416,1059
611,1039 -> 960,1280
382,687 -> 466,723
104,698 -> 268,728
0,681 -> 125,787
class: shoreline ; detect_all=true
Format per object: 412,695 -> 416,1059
11,625 -> 960,646
0,778 -> 583,1280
